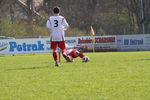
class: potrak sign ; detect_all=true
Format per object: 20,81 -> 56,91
9,41 -> 44,52
0,39 -> 48,54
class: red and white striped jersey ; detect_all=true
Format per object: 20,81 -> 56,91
46,15 -> 69,41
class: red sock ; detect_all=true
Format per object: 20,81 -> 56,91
53,52 -> 58,61
79,52 -> 85,58
62,49 -> 67,55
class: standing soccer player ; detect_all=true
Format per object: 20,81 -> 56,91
46,6 -> 70,66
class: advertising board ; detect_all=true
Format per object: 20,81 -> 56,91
1,34 -> 150,55
116,34 -> 150,51
0,37 -> 78,55
77,36 -> 117,51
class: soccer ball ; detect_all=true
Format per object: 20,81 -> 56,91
82,56 -> 90,62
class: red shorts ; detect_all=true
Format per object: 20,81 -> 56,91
67,49 -> 85,58
67,49 -> 79,58
51,41 -> 66,50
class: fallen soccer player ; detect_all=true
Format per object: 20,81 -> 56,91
65,44 -> 90,62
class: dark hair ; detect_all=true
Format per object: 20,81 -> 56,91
53,6 -> 60,14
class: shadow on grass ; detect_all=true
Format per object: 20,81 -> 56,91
7,65 -> 50,71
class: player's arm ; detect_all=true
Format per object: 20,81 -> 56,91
62,18 -> 69,30
46,19 -> 52,30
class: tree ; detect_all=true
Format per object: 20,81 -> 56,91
117,0 -> 150,34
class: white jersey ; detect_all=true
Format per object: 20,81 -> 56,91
46,15 -> 69,41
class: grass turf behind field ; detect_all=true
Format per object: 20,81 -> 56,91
0,52 -> 150,100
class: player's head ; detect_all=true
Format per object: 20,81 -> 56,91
53,6 -> 60,14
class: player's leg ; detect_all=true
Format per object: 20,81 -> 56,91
66,51 -> 75,62
78,51 -> 85,58
51,41 -> 59,66
70,49 -> 84,61
53,50 -> 59,66
78,52 -> 90,62
58,41 -> 70,61
65,49 -> 79,62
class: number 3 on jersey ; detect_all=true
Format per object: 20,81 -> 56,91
54,20 -> 58,27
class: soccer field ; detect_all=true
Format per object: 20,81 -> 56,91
0,51 -> 150,100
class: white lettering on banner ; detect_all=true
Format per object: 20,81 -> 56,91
78,37 -> 92,43
95,37 -> 115,43
78,37 -> 115,44
77,36 -> 117,51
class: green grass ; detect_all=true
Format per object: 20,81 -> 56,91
0,52 -> 150,100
